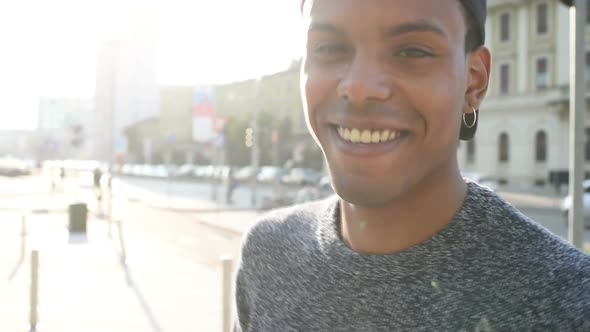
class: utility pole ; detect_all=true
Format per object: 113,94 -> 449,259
564,0 -> 586,249
250,117 -> 260,208
249,78 -> 262,208
272,128 -> 282,197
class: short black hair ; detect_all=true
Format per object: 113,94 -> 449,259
299,0 -> 483,53
458,3 -> 482,52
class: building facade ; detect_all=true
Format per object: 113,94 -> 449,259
36,98 -> 97,160
214,60 -> 321,167
458,0 -> 590,190
94,20 -> 160,164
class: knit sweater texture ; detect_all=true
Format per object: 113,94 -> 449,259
234,182 -> 590,331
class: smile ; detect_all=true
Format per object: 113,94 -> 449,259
336,126 -> 406,144
329,125 -> 409,157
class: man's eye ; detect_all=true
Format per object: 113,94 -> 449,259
396,48 -> 433,58
313,44 -> 350,56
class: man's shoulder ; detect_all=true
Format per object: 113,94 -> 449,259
239,196 -> 336,255
465,184 -> 590,279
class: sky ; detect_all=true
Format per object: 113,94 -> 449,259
0,0 -> 303,130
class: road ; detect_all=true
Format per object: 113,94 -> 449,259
4,173 -> 588,247
114,175 -> 589,244
116,175 -> 286,209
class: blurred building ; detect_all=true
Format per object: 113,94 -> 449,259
0,130 -> 35,159
124,86 -> 217,165
215,60 -> 315,167
159,86 -> 195,164
36,98 -> 97,160
95,17 -> 160,165
458,0 -> 590,190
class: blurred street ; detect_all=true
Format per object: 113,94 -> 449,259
0,172 -> 588,332
0,173 -> 257,332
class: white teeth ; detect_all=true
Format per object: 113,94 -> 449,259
350,129 -> 360,143
343,128 -> 351,140
360,130 -> 372,144
380,130 -> 390,142
371,131 -> 381,143
337,127 -> 402,144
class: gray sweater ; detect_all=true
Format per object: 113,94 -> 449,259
234,183 -> 590,331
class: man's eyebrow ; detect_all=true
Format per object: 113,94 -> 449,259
308,22 -> 345,35
385,21 -> 446,38
308,20 -> 447,38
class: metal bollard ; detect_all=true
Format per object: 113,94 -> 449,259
21,215 -> 27,260
117,220 -> 127,264
221,255 -> 233,332
29,250 -> 39,332
108,189 -> 113,239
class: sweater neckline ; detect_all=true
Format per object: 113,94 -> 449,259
316,182 -> 482,280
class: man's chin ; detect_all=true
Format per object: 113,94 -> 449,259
334,184 -> 404,208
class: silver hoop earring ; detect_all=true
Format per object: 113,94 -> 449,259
463,109 -> 477,129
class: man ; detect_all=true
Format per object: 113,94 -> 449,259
93,167 -> 103,202
234,0 -> 590,330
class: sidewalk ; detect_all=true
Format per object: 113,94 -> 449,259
0,212 -> 154,331
0,193 -> 228,331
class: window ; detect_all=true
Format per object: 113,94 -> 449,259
537,3 -> 548,35
535,130 -> 547,162
587,0 -> 590,24
500,64 -> 510,95
536,58 -> 548,90
466,139 -> 476,163
586,52 -> 590,84
585,128 -> 590,161
499,133 -> 509,163
500,13 -> 511,41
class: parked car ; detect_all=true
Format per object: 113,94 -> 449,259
152,165 -> 170,178
257,166 -> 285,184
461,172 -> 497,192
193,166 -> 211,179
212,166 -> 231,181
174,164 -> 195,178
561,180 -> 590,228
234,166 -> 259,183
281,168 -> 322,186
120,164 -> 133,175
0,157 -> 33,176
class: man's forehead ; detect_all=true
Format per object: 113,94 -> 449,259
302,0 -> 461,14
302,0 -> 463,37
303,0 -> 462,22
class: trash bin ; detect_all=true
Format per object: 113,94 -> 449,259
68,203 -> 87,234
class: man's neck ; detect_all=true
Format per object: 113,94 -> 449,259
339,164 -> 467,255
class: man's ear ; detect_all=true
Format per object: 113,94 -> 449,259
465,46 -> 491,110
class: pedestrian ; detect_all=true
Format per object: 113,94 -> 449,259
226,166 -> 237,205
234,1 -> 590,331
93,167 -> 103,203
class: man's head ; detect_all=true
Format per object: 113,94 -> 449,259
300,0 -> 491,207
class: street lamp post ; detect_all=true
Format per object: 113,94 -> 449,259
561,0 -> 586,249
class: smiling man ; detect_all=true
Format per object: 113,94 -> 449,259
234,1 -> 590,331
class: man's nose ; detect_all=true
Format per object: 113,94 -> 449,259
337,56 -> 392,104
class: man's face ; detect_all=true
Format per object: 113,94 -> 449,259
302,0 -> 473,207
